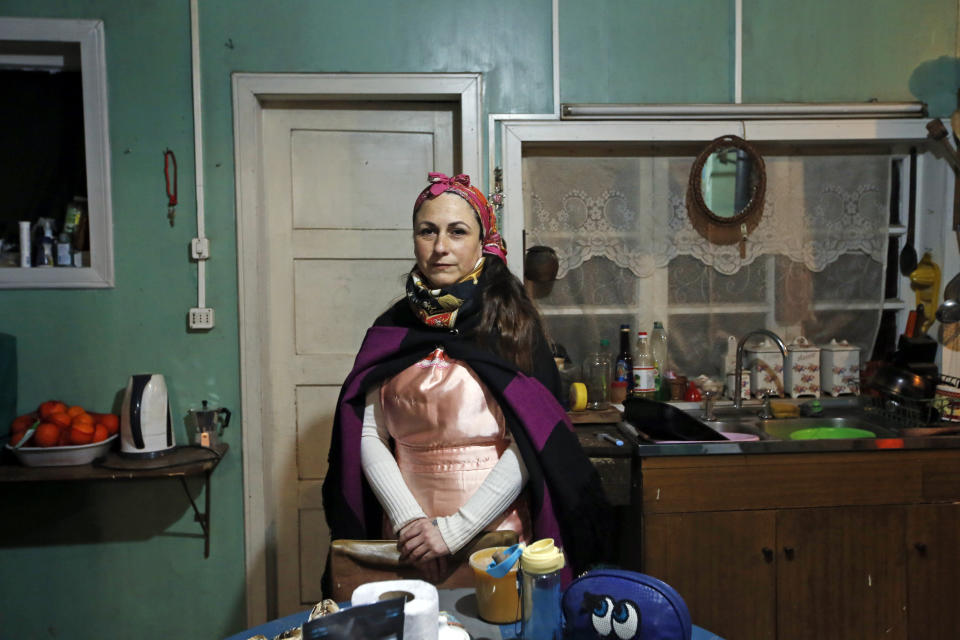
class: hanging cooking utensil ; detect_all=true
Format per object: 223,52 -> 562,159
899,148 -> 918,276
937,270 -> 960,324
910,252 -> 941,334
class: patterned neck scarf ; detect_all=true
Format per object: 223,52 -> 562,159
405,257 -> 485,329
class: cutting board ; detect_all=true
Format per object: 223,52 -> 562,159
568,407 -> 622,424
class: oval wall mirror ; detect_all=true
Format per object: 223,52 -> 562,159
687,134 -> 766,247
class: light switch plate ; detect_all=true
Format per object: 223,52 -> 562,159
191,238 -> 210,260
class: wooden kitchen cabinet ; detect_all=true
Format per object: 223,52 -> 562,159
906,503 -> 960,639
777,506 -> 907,640
644,511 -> 776,639
636,450 -> 960,640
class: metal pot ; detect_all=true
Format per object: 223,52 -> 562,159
865,364 -> 935,399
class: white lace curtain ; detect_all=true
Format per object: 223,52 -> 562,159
523,149 -> 892,380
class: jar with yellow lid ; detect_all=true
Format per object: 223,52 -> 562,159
520,539 -> 565,640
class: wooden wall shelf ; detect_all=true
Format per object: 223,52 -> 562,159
0,444 -> 228,557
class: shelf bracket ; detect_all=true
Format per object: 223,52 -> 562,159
178,469 -> 212,558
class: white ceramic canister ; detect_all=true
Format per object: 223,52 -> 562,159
724,372 -> 751,400
745,338 -> 784,398
820,339 -> 861,397
783,336 -> 821,398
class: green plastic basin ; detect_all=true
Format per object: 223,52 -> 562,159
788,427 -> 876,440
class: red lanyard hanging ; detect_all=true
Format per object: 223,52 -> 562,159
164,149 -> 178,226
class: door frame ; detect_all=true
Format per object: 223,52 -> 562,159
232,72 -> 482,626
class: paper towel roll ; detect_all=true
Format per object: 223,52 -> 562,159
351,579 -> 439,640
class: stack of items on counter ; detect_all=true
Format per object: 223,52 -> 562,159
722,335 -> 862,401
570,321 -> 691,412
238,538 -> 694,640
565,325 -> 870,411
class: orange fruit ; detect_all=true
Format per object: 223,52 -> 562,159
49,412 -> 72,429
69,422 -> 95,445
92,424 -> 109,443
39,401 -> 67,420
11,413 -> 37,434
71,413 -> 94,428
67,405 -> 86,418
57,428 -> 72,446
100,414 -> 120,435
34,422 -> 61,447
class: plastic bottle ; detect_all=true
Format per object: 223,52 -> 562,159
651,321 -> 669,400
33,218 -> 55,267
520,538 -> 565,640
613,324 -> 633,402
632,331 -> 657,399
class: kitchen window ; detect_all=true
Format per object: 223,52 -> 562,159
500,117 -> 950,379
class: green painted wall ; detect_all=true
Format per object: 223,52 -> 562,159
0,1 -> 956,638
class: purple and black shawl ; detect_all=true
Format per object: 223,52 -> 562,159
321,300 -> 613,581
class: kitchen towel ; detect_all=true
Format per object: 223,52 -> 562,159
351,579 -> 440,640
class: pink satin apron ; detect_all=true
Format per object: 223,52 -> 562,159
380,347 -> 530,540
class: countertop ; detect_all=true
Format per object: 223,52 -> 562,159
571,398 -> 960,458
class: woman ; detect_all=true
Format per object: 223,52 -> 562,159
322,173 -> 611,585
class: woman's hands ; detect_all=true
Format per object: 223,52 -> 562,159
397,517 -> 451,583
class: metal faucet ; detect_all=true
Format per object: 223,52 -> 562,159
702,389 -> 718,421
733,329 -> 788,409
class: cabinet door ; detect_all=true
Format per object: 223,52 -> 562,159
906,503 -> 960,639
644,511 -> 777,640
777,506 -> 907,640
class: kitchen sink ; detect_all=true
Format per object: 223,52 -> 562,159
696,403 -> 900,441
757,416 -> 897,440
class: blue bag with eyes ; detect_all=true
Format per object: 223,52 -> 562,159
561,569 -> 692,640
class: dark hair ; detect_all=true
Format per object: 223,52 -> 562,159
476,256 -> 548,373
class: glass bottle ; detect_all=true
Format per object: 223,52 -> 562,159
583,339 -> 611,410
651,321 -> 669,400
613,324 -> 633,402
632,331 -> 657,399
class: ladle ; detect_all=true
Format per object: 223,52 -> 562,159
938,268 -> 960,324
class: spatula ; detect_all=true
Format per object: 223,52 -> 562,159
899,148 -> 918,276
11,419 -> 39,449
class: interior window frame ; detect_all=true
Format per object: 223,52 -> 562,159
0,17 -> 113,289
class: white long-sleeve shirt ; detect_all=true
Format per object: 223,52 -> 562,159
359,386 -> 528,553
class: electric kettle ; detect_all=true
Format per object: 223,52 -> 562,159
120,373 -> 175,457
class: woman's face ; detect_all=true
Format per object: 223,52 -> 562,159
413,193 -> 483,289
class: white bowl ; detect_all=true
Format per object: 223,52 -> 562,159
5,434 -> 118,467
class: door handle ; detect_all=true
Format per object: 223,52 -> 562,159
762,547 -> 774,563
783,546 -> 795,560
914,542 -> 927,555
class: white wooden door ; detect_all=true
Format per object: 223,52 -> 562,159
261,101 -> 455,615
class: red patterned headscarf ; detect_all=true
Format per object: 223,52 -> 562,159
413,172 -> 507,262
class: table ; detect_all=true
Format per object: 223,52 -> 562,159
225,588 -> 724,639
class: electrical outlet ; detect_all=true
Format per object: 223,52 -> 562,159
189,307 -> 215,330
191,238 -> 210,260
